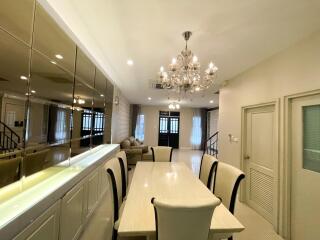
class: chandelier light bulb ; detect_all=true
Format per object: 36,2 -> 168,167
209,62 -> 214,69
193,56 -> 198,63
74,97 -> 85,105
172,58 -> 177,64
78,99 -> 85,104
160,66 -> 164,72
176,104 -> 180,109
195,86 -> 200,91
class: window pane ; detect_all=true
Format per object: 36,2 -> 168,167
303,105 -> 320,173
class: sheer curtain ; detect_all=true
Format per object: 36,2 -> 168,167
135,114 -> 145,142
191,109 -> 202,149
131,104 -> 141,137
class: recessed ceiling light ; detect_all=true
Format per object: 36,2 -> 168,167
31,90 -> 36,94
100,94 -> 104,97
50,60 -> 57,65
127,59 -> 134,66
55,54 -> 63,59
20,75 -> 28,80
209,100 -> 214,104
148,97 -> 152,100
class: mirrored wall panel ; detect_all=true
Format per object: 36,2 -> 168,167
0,1 -> 114,190
33,3 -> 76,74
71,48 -> 94,156
0,27 -> 30,188
0,0 -> 35,46
104,81 -> 114,144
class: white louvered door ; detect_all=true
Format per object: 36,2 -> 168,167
244,105 -> 278,227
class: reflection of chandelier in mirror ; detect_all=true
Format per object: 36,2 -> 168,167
157,31 -> 218,93
73,96 -> 85,105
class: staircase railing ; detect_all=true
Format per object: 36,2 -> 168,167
0,121 -> 21,152
203,131 -> 218,158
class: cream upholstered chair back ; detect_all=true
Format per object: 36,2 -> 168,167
199,154 -> 218,190
25,149 -> 49,176
151,197 -> 220,240
116,151 -> 128,198
213,162 -> 245,214
151,146 -> 173,162
105,157 -> 125,240
0,157 -> 21,188
105,158 -> 123,210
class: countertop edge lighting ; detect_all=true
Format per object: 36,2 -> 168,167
0,144 -> 119,239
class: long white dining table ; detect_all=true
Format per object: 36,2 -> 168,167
118,162 -> 244,239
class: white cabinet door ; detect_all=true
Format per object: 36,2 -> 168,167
60,183 -> 85,240
87,170 -> 99,217
14,201 -> 61,240
98,166 -> 108,199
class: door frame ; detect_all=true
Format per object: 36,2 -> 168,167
284,89 -> 320,239
240,100 -> 280,232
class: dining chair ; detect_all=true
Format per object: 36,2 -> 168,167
25,148 -> 49,176
0,157 -> 21,188
212,162 -> 245,240
105,157 -> 126,240
199,154 -> 218,190
116,151 -> 128,199
151,146 -> 173,162
151,197 -> 220,240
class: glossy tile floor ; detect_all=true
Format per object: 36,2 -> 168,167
79,149 -> 283,240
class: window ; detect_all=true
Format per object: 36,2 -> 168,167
135,114 -> 145,141
170,117 -> 179,134
191,116 -> 202,148
159,117 -> 168,133
94,112 -> 104,133
303,105 -> 320,173
55,109 -> 67,141
82,110 -> 92,131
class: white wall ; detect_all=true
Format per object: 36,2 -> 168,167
208,109 -> 219,137
111,87 -> 131,143
218,31 -> 320,168
141,105 -> 199,149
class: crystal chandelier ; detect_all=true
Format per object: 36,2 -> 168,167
168,102 -> 180,110
157,31 -> 218,93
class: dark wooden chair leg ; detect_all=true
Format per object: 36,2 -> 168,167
112,229 -> 117,240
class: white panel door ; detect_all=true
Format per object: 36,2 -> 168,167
291,94 -> 320,240
244,105 -> 278,227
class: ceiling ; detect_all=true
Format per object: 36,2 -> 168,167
42,0 -> 320,108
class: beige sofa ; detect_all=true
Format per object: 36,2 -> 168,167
120,137 -> 153,164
